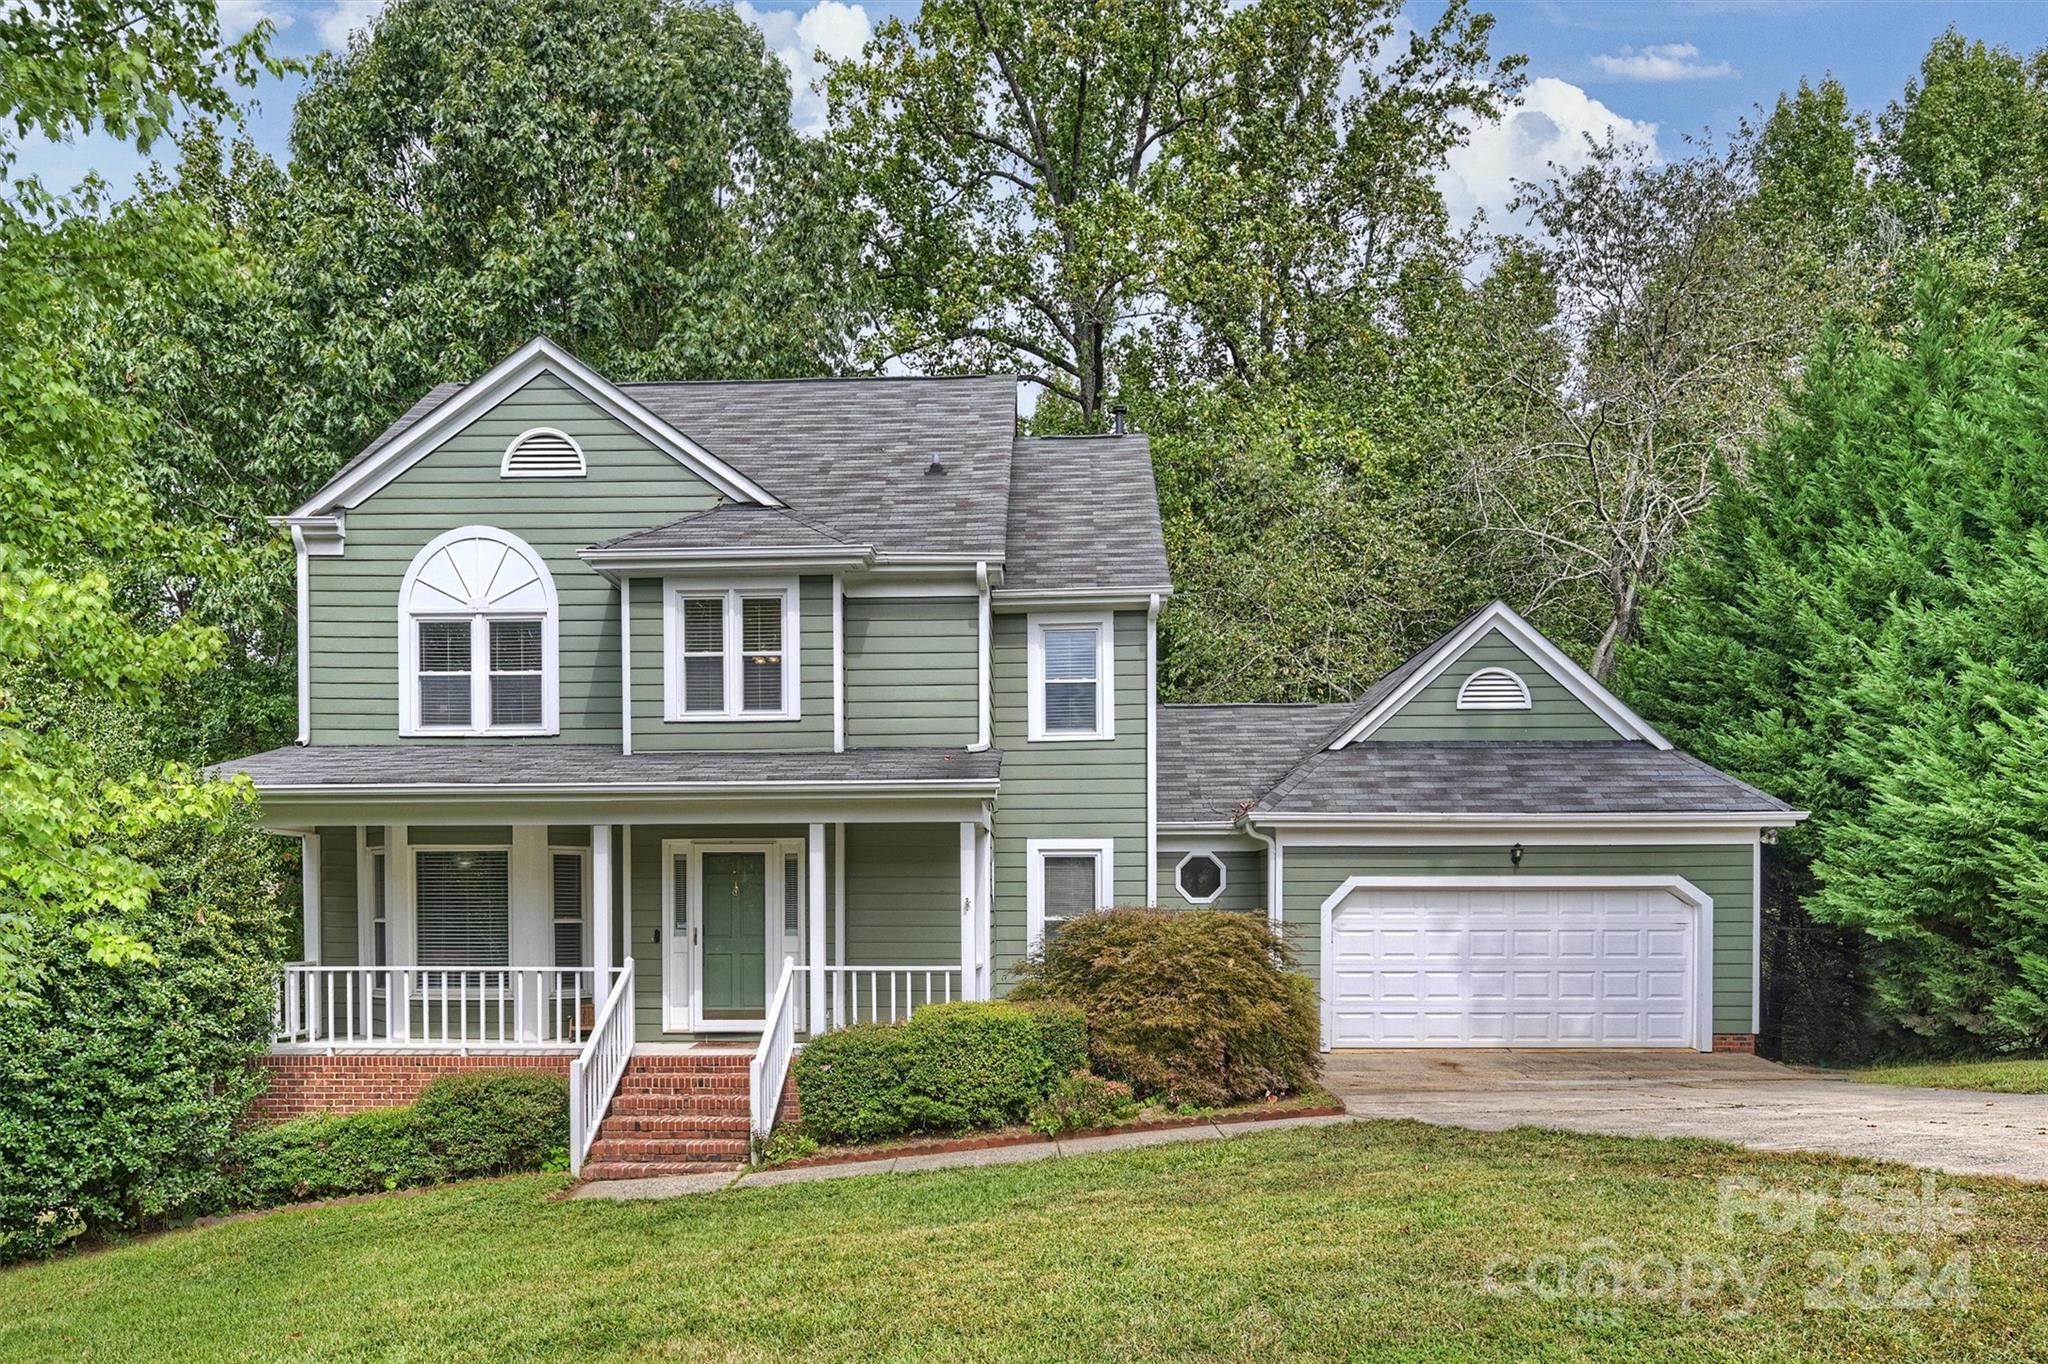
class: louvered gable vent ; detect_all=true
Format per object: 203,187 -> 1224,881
501,427 -> 586,478
1456,666 -> 1532,710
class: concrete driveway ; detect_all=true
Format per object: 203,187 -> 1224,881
1326,1050 -> 2048,1183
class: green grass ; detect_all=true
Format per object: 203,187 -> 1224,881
1846,1058 -> 2048,1094
3,1121 -> 2043,1362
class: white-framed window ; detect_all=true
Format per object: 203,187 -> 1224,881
397,526 -> 559,736
1026,838 -> 1113,951
1174,851 -> 1227,905
551,848 -> 589,969
1027,611 -> 1114,741
370,849 -> 389,966
662,581 -> 801,722
1456,667 -> 1532,710
413,847 -> 510,980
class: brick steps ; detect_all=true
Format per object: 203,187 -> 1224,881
581,1052 -> 755,1179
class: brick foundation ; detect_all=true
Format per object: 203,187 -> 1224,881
1711,1033 -> 1757,1054
251,1052 -> 574,1124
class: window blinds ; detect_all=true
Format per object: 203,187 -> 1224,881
414,850 -> 510,967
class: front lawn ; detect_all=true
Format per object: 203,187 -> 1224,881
1846,1058 -> 2048,1094
3,1122 -> 2042,1362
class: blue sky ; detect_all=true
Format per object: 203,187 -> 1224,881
11,0 -> 2046,230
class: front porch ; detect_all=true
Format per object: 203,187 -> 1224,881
272,811 -> 996,1171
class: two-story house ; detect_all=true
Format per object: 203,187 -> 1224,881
222,337 -> 1802,1177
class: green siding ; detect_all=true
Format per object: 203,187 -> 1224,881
306,373 -> 719,744
316,826 -> 359,965
1278,842 -> 1755,1035
989,610 -> 1150,987
1154,848 -> 1266,913
627,576 -> 835,751
843,597 -> 979,746
843,823 -> 962,966
1372,632 -> 1619,741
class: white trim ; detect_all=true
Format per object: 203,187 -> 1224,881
301,832 -> 321,963
1026,611 -> 1115,743
355,826 -> 376,966
499,426 -> 586,479
1751,833 -> 1763,1037
1330,601 -> 1672,749
660,579 -> 802,723
293,532 -> 310,745
397,525 -> 561,738
832,822 -> 846,970
1316,874 -> 1716,1053
971,562 -> 992,751
1145,593 -> 1158,904
619,577 -> 633,756
809,823 -> 827,1028
1272,827 -> 1781,848
843,580 -> 982,599
1159,830 -> 1264,853
994,587 -> 1173,610
291,337 -> 778,516
583,547 -> 872,576
959,821 -> 977,991
1172,850 -> 1227,906
831,576 -> 845,753
1254,812 -> 1803,833
1024,838 -> 1114,953
662,837 -> 800,1032
590,828 -> 612,981
1455,666 -> 1531,711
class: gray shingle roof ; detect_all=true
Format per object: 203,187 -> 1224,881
1001,434 -> 1171,592
1254,740 -> 1797,816
1157,703 -> 1356,823
588,503 -> 860,554
216,744 -> 1000,790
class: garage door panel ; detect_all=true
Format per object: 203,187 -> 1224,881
1329,884 -> 1699,1049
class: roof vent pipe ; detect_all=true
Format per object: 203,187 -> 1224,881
926,453 -> 946,476
1110,404 -> 1128,436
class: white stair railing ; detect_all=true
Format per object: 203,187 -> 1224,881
749,957 -> 802,1141
568,958 -> 636,1176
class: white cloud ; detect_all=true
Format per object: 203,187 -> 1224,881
1436,76 -> 1660,235
217,1 -> 293,39
1592,42 -> 1734,82
737,1 -> 873,137
317,0 -> 389,51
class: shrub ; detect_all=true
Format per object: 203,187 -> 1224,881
1028,1071 -> 1139,1136
792,1023 -> 911,1144
414,1070 -> 570,1175
0,801 -> 289,1262
230,1070 -> 570,1209
792,1001 -> 1091,1144
1011,907 -> 1322,1106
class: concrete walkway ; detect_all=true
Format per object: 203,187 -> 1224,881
1326,1050 -> 2048,1184
572,1112 -> 1356,1201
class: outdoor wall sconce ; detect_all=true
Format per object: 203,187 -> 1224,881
1509,842 -> 1524,866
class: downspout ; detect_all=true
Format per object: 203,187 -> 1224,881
970,561 -> 991,752
291,526 -> 310,745
1242,815 -> 1281,934
1146,592 -> 1159,906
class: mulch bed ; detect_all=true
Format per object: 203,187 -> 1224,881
767,1096 -> 1348,1171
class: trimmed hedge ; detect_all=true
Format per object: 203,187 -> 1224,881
1011,907 -> 1322,1106
230,1070 -> 569,1209
793,1001 -> 1086,1144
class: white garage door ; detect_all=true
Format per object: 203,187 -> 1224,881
1328,883 -> 1699,1048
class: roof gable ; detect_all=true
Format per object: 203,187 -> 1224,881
1328,602 -> 1670,749
289,337 -> 780,518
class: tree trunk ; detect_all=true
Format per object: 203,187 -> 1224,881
1588,575 -> 1640,680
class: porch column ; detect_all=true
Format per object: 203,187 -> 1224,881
959,821 -> 976,1002
808,822 -> 827,1031
975,824 -> 993,999
300,832 -> 321,964
591,824 -> 613,986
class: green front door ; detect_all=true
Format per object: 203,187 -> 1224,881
699,851 -> 768,1020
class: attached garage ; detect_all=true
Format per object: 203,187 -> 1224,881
1322,877 -> 1712,1050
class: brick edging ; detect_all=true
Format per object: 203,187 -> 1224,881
1711,1033 -> 1759,1054
765,1104 -> 1349,1171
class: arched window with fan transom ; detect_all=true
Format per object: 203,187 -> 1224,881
396,526 -> 559,736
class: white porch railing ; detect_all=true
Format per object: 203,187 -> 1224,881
818,964 -> 963,1029
569,958 -> 636,1175
749,956 -> 800,1140
747,962 -> 966,1142
273,964 -> 605,1049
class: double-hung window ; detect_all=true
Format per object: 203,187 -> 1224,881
1028,612 -> 1114,741
552,849 -> 588,971
398,527 -> 559,736
665,583 -> 799,721
1026,838 -> 1112,950
413,848 -> 510,985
